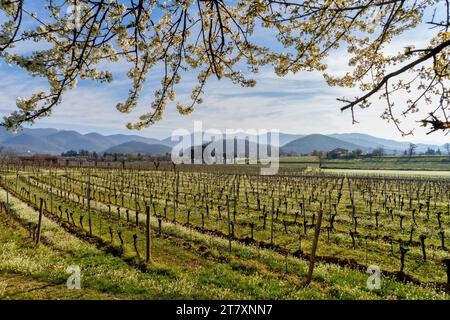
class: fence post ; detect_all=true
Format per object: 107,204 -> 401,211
444,258 -> 450,292
270,198 -> 274,245
305,208 -> 323,285
146,205 -> 151,264
49,168 -> 53,215
87,170 -> 92,235
226,196 -> 232,253
28,176 -> 31,201
121,173 -> 124,207
36,198 -> 44,245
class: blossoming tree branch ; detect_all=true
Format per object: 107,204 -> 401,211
0,0 -> 449,134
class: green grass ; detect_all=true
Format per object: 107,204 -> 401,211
0,185 -> 448,300
279,156 -> 450,172
4,167 -> 449,285
321,168 -> 450,177
280,156 -> 321,163
320,156 -> 450,171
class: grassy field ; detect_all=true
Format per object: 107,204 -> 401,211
321,169 -> 450,178
0,187 -> 447,300
280,156 -> 450,172
0,163 -> 449,300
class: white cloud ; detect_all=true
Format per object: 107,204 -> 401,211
0,16 -> 448,145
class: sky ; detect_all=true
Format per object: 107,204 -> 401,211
0,2 -> 449,145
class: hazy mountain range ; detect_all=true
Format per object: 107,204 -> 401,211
0,127 -> 446,156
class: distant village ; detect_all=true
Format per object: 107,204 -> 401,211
2,143 -> 447,168
1,149 -> 171,167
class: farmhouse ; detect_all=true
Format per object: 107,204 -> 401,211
19,155 -> 58,166
328,148 -> 349,158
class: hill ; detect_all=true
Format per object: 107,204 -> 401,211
281,134 -> 367,155
45,130 -> 111,152
0,129 -> 167,155
0,127 -> 445,156
105,134 -> 166,147
183,138 -> 277,162
329,133 -> 442,154
2,134 -> 63,154
104,141 -> 171,155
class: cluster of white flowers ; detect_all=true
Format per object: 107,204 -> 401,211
16,92 -> 46,112
0,0 -> 18,16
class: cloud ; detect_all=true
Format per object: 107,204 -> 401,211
0,12 -> 447,145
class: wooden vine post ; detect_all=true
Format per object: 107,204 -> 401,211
36,198 -> 44,245
28,175 -> 31,201
270,198 -> 275,245
172,164 -> 179,222
146,205 -> 151,264
15,167 -> 18,192
305,208 -> 324,286
49,168 -> 53,215
121,173 -> 124,207
87,169 -> 92,235
226,196 -> 232,253
444,258 -> 450,292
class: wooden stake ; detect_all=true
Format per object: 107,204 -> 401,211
87,169 -> 92,235
36,198 -> 44,245
146,205 -> 151,264
270,198 -> 274,245
226,196 -> 232,253
305,208 -> 323,285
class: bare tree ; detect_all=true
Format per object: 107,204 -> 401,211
444,143 -> 450,158
371,147 -> 385,157
408,143 -> 417,158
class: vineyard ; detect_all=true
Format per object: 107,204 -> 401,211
0,162 -> 449,299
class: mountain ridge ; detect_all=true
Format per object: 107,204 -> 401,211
104,141 -> 171,155
281,134 -> 369,155
0,127 -> 446,156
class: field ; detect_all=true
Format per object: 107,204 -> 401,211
322,169 -> 450,178
0,162 -> 449,300
280,155 -> 450,172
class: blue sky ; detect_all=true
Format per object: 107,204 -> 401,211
0,3 -> 448,145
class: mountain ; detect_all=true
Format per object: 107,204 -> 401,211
0,144 -> 34,155
106,134 -> 166,147
45,130 -> 110,152
183,138 -> 277,162
0,128 -> 168,155
281,134 -> 367,155
2,133 -> 64,154
0,127 -> 14,142
278,133 -> 304,146
163,131 -> 292,148
0,126 -> 446,156
104,141 -> 171,155
160,137 -> 178,147
329,133 -> 442,154
0,127 -> 59,144
84,132 -> 115,148
22,128 -> 59,137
